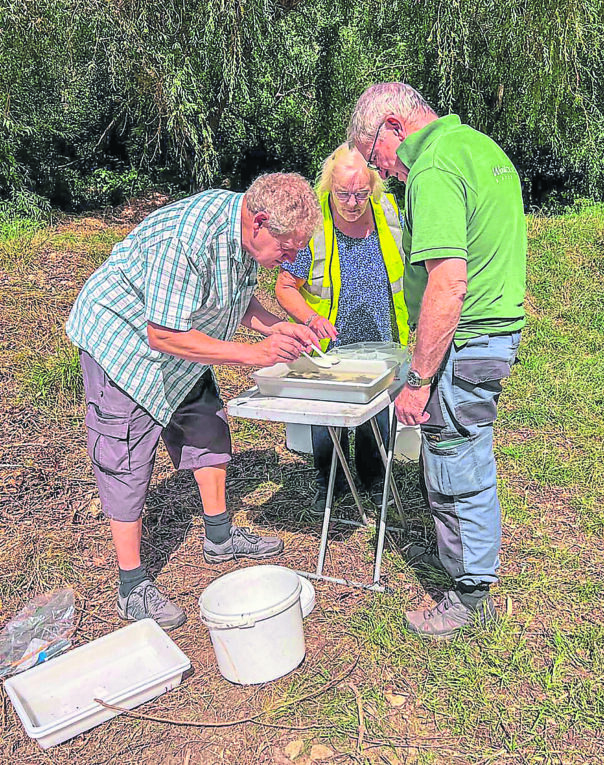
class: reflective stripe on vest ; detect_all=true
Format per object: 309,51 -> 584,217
300,192 -> 409,348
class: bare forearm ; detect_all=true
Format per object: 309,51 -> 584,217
240,295 -> 282,335
411,260 -> 467,377
147,324 -> 255,365
275,280 -> 314,324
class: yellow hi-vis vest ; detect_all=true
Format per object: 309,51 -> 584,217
300,191 -> 409,352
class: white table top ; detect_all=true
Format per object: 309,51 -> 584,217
227,378 -> 405,427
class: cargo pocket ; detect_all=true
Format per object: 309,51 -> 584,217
452,359 -> 511,426
85,406 -> 131,475
422,430 -> 493,495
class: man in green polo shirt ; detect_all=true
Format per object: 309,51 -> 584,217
348,83 -> 526,639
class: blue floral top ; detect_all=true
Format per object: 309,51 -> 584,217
281,228 -> 394,349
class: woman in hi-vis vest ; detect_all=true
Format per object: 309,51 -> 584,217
276,143 -> 408,515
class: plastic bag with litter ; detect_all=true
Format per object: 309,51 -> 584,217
0,588 -> 75,677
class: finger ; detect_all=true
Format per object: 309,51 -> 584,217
276,347 -> 298,361
285,342 -> 304,357
395,405 -> 416,426
288,327 -> 318,346
326,325 -> 338,341
394,403 -> 405,423
307,329 -> 321,346
276,335 -> 302,352
295,326 -> 320,346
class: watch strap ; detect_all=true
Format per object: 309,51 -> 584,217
407,369 -> 433,387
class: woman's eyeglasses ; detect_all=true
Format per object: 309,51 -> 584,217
333,190 -> 371,202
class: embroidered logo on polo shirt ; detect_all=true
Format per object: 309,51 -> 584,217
492,165 -> 517,181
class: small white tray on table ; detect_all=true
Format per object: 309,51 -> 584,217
228,368 -> 408,592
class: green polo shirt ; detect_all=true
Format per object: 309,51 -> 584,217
399,114 -> 526,344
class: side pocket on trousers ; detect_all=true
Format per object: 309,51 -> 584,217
422,431 -> 494,495
85,406 -> 131,475
452,359 -> 511,426
423,382 -> 446,431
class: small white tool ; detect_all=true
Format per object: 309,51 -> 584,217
300,344 -> 340,369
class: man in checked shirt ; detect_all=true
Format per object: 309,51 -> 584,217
67,173 -> 321,629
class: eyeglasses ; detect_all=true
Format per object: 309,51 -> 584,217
333,190 -> 371,203
366,121 -> 384,171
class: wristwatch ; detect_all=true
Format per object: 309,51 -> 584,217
406,369 -> 433,388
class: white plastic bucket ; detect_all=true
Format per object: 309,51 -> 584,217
199,565 -> 305,685
298,575 -> 315,618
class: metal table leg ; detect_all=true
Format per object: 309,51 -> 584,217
373,407 -> 399,585
370,410 -> 406,525
304,414 -> 404,590
296,570 -> 385,593
327,426 -> 368,525
315,429 -> 339,576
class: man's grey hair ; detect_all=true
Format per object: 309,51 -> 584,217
245,172 -> 321,241
347,83 -> 437,145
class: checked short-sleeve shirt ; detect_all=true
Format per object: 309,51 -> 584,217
66,190 -> 257,425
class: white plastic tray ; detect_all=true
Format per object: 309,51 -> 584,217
4,619 -> 190,749
252,359 -> 398,404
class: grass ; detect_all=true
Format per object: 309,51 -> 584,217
496,205 -> 604,542
344,599 -> 604,760
17,343 -> 83,411
50,227 -> 124,268
0,218 -> 49,273
0,201 -> 603,763
258,265 -> 280,292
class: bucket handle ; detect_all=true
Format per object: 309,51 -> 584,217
201,615 -> 257,630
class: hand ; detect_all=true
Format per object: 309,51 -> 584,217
250,334 -> 307,366
394,384 -> 431,426
307,314 -> 338,341
269,321 -> 320,350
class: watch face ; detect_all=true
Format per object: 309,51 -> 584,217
407,370 -> 421,387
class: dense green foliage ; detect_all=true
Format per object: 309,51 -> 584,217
1,0 -> 603,215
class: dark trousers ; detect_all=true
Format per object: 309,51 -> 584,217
311,407 -> 390,491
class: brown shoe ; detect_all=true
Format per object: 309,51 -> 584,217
406,590 -> 496,640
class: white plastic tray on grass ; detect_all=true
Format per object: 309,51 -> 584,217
4,618 -> 190,749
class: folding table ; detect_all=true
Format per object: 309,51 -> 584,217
227,373 -> 407,592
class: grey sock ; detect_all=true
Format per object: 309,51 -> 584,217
204,511 -> 232,544
119,564 -> 147,598
457,583 -> 490,610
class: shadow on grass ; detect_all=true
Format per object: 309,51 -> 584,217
141,448 -> 359,576
142,445 -> 447,602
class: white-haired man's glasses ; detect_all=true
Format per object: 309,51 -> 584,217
366,121 -> 385,171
